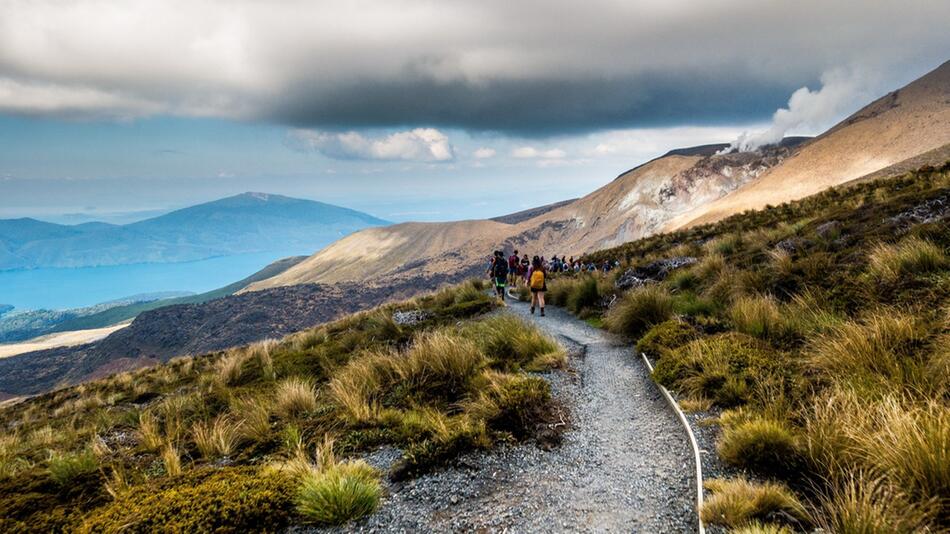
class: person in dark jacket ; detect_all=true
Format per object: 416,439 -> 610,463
492,250 -> 509,300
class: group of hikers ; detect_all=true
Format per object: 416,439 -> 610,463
486,249 -> 620,316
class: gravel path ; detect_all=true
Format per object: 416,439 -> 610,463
306,301 -> 697,533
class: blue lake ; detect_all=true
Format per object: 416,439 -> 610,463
0,250 -> 304,311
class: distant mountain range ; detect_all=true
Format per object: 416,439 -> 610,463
0,192 -> 388,270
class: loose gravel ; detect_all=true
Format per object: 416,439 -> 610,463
299,301 -> 697,533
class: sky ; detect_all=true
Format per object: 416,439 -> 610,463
1,0 -> 948,223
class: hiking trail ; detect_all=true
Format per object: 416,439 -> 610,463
318,299 -> 697,533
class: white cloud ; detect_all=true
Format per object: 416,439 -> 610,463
512,147 -> 566,159
473,147 -> 496,159
290,128 -> 454,162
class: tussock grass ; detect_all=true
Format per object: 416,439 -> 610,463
730,522 -> 792,534
701,477 -> 810,529
192,414 -> 245,459
718,416 -> 802,477
280,438 -> 382,526
728,294 -> 790,341
464,314 -> 565,371
857,398 -> 949,511
230,395 -> 273,443
654,333 -> 772,407
274,377 -> 318,419
215,349 -> 248,386
162,444 -> 183,476
0,433 -> 29,479
809,312 -> 930,394
47,448 -> 98,486
867,236 -> 948,282
816,474 -> 933,534
137,411 -> 164,451
604,284 -> 673,338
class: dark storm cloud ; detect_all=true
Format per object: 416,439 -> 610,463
0,0 -> 947,134
271,72 -> 797,135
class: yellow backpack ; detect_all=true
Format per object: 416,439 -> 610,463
530,269 -> 545,290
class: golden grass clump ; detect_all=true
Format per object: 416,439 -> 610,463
274,377 -> 318,419
867,236 -> 948,282
138,411 -> 164,451
816,474 -> 933,534
230,395 -> 274,443
701,477 -> 810,529
47,448 -> 98,486
162,444 -> 182,476
718,416 -> 802,476
728,294 -> 789,340
604,284 -> 673,338
215,349 -> 248,386
0,433 -> 29,479
808,312 -> 929,394
192,414 -> 245,459
856,398 -> 949,510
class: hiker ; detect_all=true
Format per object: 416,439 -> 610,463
492,250 -> 509,300
508,249 -> 520,286
528,255 -> 547,316
520,253 -> 530,284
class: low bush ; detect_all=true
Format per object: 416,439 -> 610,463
730,522 -> 792,534
718,416 -> 803,477
467,371 -> 552,438
604,285 -> 673,339
80,468 -> 295,533
701,477 -> 810,529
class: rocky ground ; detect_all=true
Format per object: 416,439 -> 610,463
301,300 -> 697,533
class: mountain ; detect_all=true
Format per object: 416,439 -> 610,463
665,60 -> 950,230
0,193 -> 388,270
246,61 -> 950,293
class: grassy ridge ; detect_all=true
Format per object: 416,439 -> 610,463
548,162 -> 950,532
0,280 -> 566,532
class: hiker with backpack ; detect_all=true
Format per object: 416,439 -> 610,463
528,255 -> 547,316
492,250 -> 509,300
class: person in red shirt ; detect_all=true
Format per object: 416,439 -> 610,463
508,250 -> 520,287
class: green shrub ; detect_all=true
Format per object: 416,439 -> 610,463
48,449 -> 98,486
468,372 -> 552,438
604,285 -> 673,339
701,477 -> 810,529
730,522 -> 792,534
718,416 -> 803,477
80,468 -> 295,533
636,319 -> 698,357
295,461 -> 381,525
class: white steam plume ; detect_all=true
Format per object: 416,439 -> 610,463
722,67 -> 879,153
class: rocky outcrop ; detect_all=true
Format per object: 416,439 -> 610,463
615,257 -> 697,290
